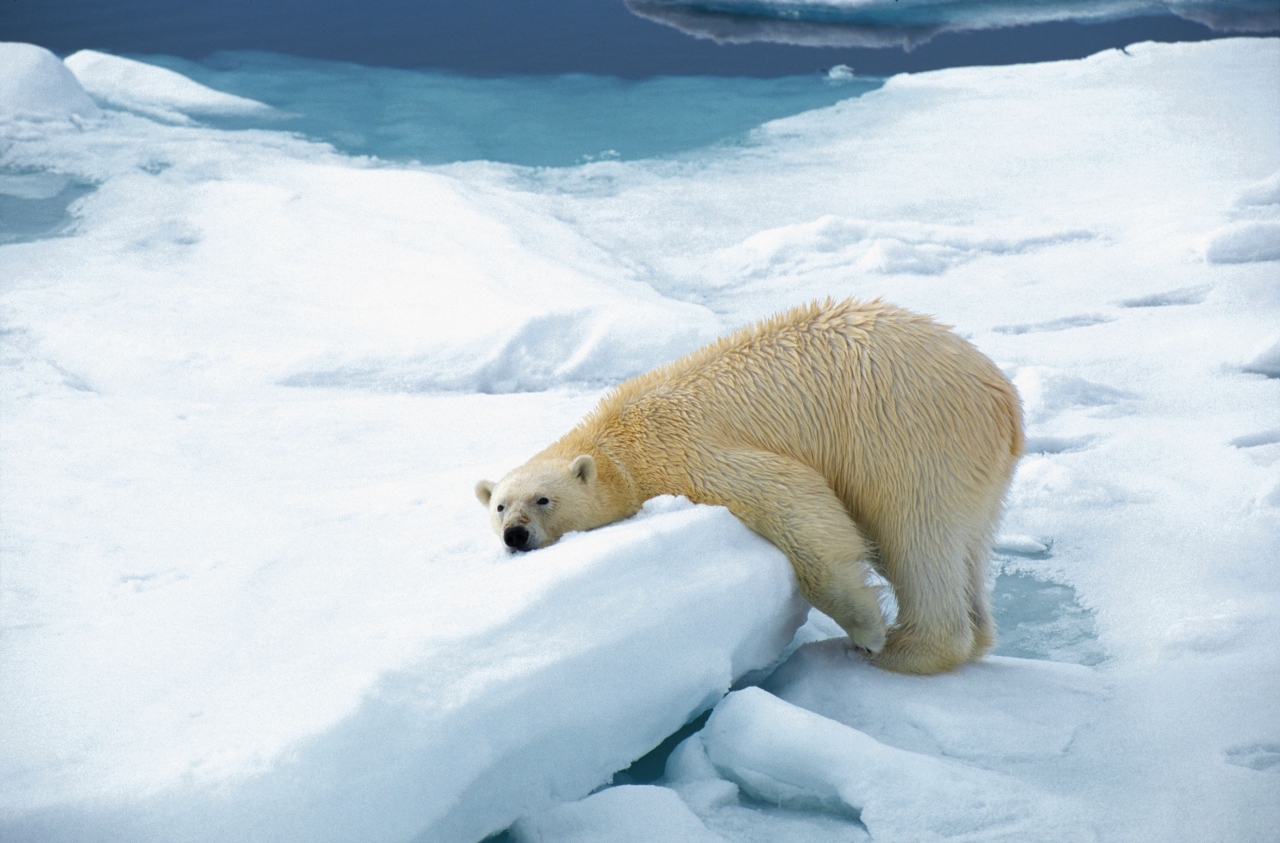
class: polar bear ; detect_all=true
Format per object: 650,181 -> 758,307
476,299 -> 1023,674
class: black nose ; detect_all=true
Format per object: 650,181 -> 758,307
504,525 -> 530,550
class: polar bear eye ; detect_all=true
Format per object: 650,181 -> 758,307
496,504 -> 505,513
537,497 -> 550,506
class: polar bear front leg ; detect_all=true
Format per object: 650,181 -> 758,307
692,448 -> 888,654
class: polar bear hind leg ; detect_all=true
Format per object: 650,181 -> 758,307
966,535 -> 997,660
693,448 -> 889,655
869,495 -> 1010,674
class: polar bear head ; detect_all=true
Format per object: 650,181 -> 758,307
476,454 -> 621,552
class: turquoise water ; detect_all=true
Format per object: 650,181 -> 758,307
137,51 -> 881,167
0,173 -> 96,247
991,569 -> 1104,665
0,49 -> 880,247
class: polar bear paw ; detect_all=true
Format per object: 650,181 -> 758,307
848,623 -> 887,656
840,568 -> 900,656
863,568 -> 900,629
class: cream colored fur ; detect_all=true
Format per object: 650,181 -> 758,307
476,299 -> 1024,675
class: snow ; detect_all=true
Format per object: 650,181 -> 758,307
1,490 -> 805,842
1242,331 -> 1280,377
1235,168 -> 1280,207
63,49 -> 276,124
1200,168 -> 1280,263
696,687 -> 1090,843
762,646 -> 1105,764
1203,220 -> 1280,263
512,785 -> 728,843
2,32 -> 1279,843
0,43 -> 99,120
993,534 -> 1050,555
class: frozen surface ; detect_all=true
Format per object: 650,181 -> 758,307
0,42 -> 99,119
2,34 -> 1279,843
0,170 -> 95,245
696,687 -> 1090,843
1,492 -> 807,842
512,785 -> 728,843
1201,168 -> 1280,263
629,0 -> 1280,48
64,49 -> 275,124
1243,331 -> 1280,377
764,645 -> 1106,765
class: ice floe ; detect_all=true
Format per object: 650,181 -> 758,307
1,32 -> 1277,843
0,42 -> 99,120
628,0 -> 1279,49
63,50 -> 276,124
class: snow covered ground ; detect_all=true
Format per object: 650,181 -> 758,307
2,31 -> 1278,843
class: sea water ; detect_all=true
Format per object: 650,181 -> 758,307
130,51 -> 881,167
2,0 -> 1254,76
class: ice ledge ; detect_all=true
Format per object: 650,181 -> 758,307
700,687 -> 1096,843
63,50 -> 276,124
1,498 -> 807,843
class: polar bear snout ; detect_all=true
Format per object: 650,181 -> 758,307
504,525 -> 532,551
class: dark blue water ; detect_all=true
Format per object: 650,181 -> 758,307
2,0 -> 1255,78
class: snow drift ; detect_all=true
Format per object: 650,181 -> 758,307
0,42 -> 99,120
64,49 -> 276,124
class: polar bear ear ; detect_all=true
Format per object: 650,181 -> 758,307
570,454 -> 596,484
475,480 -> 494,506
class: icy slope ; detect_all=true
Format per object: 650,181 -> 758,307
0,42 -> 99,119
64,49 -> 277,124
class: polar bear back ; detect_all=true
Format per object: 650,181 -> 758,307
583,298 -> 1022,541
